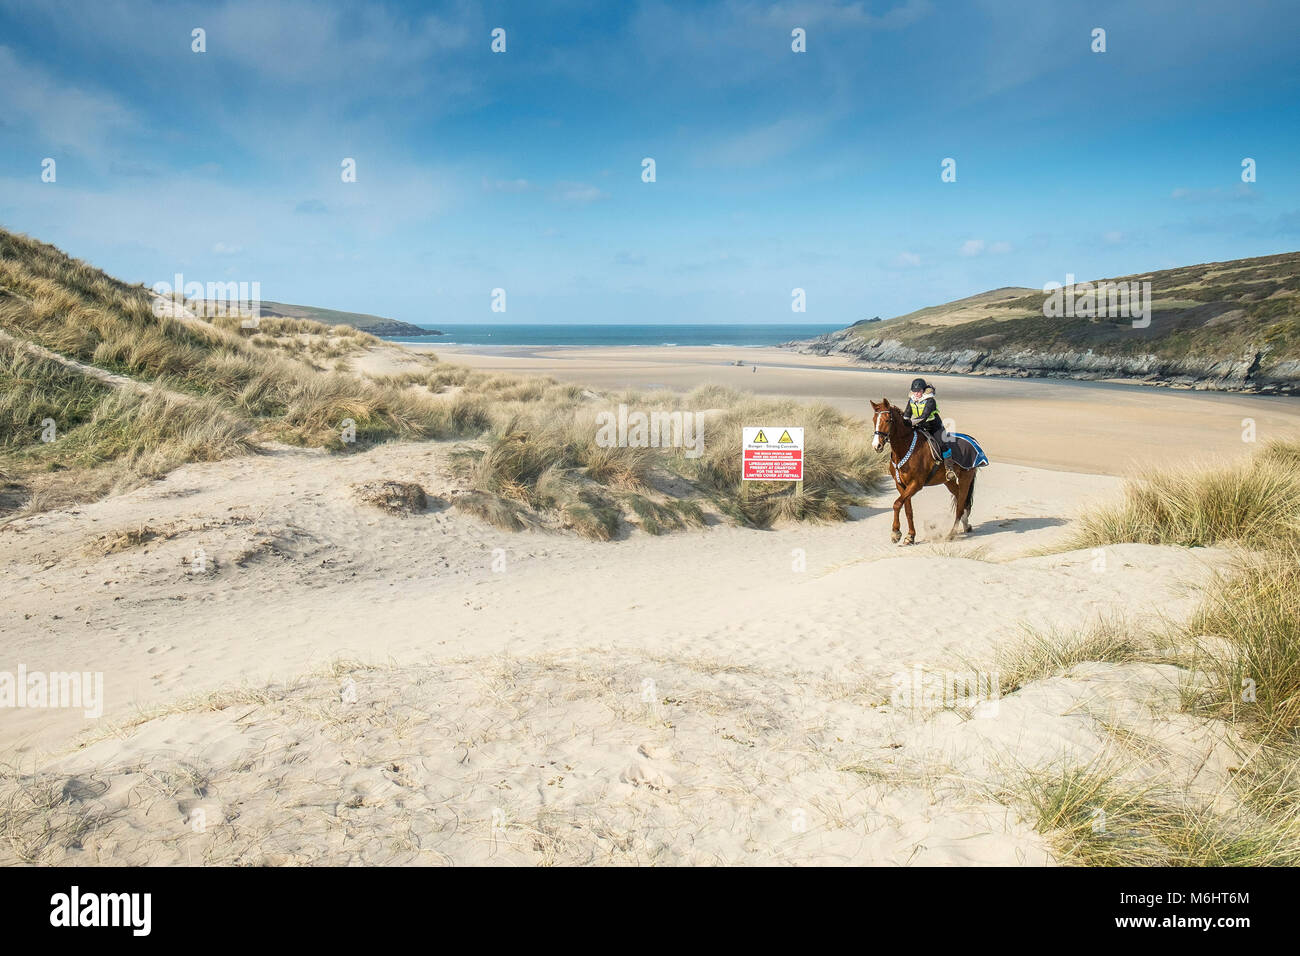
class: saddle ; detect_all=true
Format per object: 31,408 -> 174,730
928,433 -> 990,470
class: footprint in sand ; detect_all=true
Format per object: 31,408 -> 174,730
177,799 -> 225,829
622,747 -> 676,791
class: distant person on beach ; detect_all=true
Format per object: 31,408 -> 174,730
907,378 -> 956,481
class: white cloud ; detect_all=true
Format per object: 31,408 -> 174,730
0,45 -> 137,156
761,0 -> 933,29
483,177 -> 533,193
695,113 -> 834,168
960,238 -> 1012,256
554,182 -> 608,203
1170,184 -> 1257,203
6,0 -> 476,92
0,0 -> 485,172
894,251 -> 922,267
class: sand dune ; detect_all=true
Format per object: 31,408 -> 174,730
0,423 -> 1239,864
4,331 -> 1289,866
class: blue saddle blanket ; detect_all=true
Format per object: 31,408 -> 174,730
946,433 -> 990,469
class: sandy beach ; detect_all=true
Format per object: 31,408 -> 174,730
5,337 -> 1288,865
414,344 -> 1300,475
0,436 -> 1229,865
6,0 -> 1300,906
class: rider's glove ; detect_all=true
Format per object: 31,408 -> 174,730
909,416 -> 923,425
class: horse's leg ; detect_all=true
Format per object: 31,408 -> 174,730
891,484 -> 904,543
900,479 -> 920,544
961,470 -> 976,532
944,472 -> 965,539
945,470 -> 975,537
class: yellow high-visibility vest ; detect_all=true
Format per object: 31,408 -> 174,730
908,398 -> 939,423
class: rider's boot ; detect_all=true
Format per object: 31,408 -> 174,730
931,438 -> 956,481
935,442 -> 957,482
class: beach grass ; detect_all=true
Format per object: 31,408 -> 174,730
1008,753 -> 1300,867
984,439 -> 1300,864
1181,546 -> 1300,739
3,225 -> 892,532
1066,439 -> 1300,550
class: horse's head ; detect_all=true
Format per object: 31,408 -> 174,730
869,398 -> 898,452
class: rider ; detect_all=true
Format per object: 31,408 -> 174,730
907,378 -> 957,481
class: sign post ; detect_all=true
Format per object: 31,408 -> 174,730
742,427 -> 804,483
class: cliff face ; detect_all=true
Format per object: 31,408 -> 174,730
785,327 -> 1300,394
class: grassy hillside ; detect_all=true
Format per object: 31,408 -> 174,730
0,227 -> 885,530
822,252 -> 1300,386
258,301 -> 440,337
0,228 -> 485,511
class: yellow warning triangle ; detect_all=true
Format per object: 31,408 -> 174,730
752,430 -> 768,443
778,429 -> 794,443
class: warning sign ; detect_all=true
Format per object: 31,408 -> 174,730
742,426 -> 804,481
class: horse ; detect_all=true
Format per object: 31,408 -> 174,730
870,398 -> 978,544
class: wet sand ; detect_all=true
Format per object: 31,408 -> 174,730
413,344 -> 1300,475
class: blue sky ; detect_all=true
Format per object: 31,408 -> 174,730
1,0 -> 1298,325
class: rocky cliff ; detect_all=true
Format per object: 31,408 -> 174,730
783,252 -> 1300,394
784,327 -> 1300,394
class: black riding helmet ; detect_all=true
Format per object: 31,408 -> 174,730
910,377 -> 928,392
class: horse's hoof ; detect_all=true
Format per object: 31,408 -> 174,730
903,535 -> 915,546
890,531 -> 901,543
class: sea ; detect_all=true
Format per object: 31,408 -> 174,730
379,323 -> 842,347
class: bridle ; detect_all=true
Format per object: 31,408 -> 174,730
873,408 -> 895,444
875,406 -> 920,481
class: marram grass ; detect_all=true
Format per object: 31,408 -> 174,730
3,225 -> 889,532
1068,440 -> 1300,550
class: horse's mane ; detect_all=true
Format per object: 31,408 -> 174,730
878,398 -> 916,434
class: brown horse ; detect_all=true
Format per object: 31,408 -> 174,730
870,398 -> 977,544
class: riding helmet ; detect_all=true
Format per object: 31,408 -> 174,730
910,377 -> 928,392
